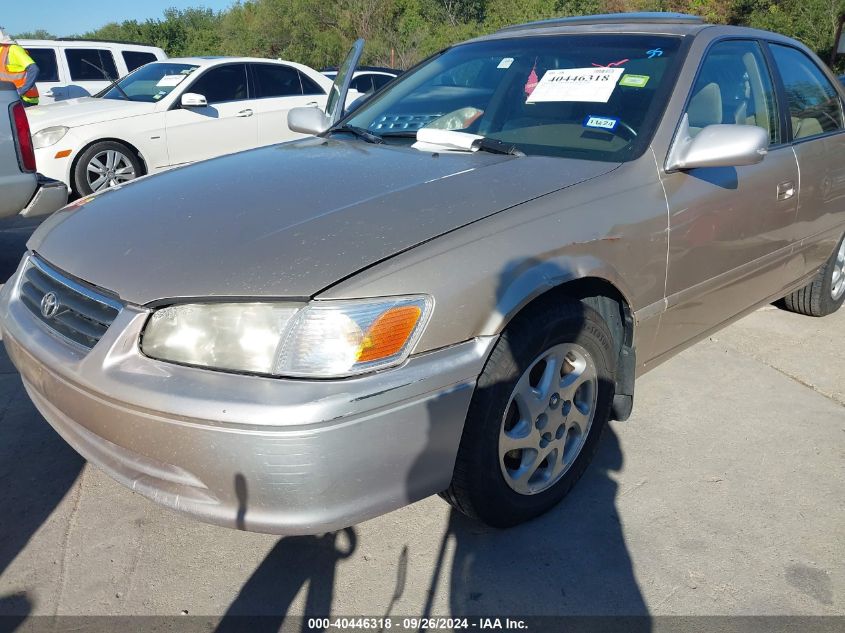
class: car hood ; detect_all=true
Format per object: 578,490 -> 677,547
27,97 -> 155,131
30,138 -> 619,304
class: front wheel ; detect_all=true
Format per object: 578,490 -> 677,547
73,141 -> 142,196
442,299 -> 616,527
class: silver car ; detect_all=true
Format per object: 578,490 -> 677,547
2,13 -> 844,534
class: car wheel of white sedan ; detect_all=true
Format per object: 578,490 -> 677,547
73,141 -> 143,196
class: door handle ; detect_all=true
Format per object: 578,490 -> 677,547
306,101 -> 319,107
236,109 -> 254,118
777,181 -> 795,201
43,90 -> 54,97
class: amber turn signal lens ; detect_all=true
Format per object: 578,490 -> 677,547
54,149 -> 72,159
357,305 -> 423,363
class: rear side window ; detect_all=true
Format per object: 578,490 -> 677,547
299,72 -> 325,95
188,64 -> 248,103
26,48 -> 59,82
371,74 -> 393,91
122,51 -> 157,72
351,75 -> 375,93
685,40 -> 780,144
770,44 -> 844,139
65,48 -> 118,81
252,64 -> 302,98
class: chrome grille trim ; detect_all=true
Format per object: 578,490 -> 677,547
18,255 -> 122,351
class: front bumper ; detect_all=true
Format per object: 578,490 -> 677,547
0,258 -> 495,534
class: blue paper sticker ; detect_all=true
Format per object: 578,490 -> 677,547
583,115 -> 619,131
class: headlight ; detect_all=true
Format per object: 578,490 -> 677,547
32,126 -> 69,149
141,296 -> 433,378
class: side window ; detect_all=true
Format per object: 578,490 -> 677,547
298,72 -> 325,96
351,75 -> 374,93
26,48 -> 59,82
685,40 -> 780,145
187,65 -> 248,104
371,74 -> 393,91
769,44 -> 844,140
122,51 -> 157,73
252,64 -> 302,98
65,48 -> 118,81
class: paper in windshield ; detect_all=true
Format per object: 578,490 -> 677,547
156,75 -> 187,88
526,67 -> 624,104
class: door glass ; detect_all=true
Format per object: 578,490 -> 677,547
187,65 -> 248,104
351,75 -> 375,94
371,74 -> 393,90
770,44 -> 844,139
253,64 -> 302,98
685,40 -> 779,144
298,72 -> 325,95
26,48 -> 59,82
65,48 -> 119,81
122,51 -> 157,72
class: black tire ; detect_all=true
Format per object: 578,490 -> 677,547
781,234 -> 845,317
442,299 -> 616,528
73,140 -> 143,196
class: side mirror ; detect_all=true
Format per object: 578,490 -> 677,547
181,93 -> 208,108
666,114 -> 768,171
288,106 -> 330,135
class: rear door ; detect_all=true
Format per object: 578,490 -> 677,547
164,63 -> 259,166
655,39 -> 799,357
249,63 -> 327,145
767,43 -> 845,280
25,47 -> 65,104
62,47 -> 119,98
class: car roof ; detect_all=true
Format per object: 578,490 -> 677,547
17,39 -> 164,51
166,56 -> 317,69
322,65 -> 400,75
466,12 -> 805,48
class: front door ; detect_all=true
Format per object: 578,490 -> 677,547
164,63 -> 259,166
248,63 -> 328,146
654,39 -> 799,358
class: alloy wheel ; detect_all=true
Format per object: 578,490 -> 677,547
498,342 -> 598,495
86,149 -> 137,192
831,239 -> 845,301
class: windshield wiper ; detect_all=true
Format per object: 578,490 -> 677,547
330,125 -> 384,144
82,59 -> 130,100
473,137 -> 525,157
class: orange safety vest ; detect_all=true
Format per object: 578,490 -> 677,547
0,44 -> 39,104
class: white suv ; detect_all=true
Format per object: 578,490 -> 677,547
18,39 -> 166,105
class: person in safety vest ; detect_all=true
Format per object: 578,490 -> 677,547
0,27 -> 39,106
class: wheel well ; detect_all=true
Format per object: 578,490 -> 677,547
509,277 -> 636,421
69,138 -> 148,194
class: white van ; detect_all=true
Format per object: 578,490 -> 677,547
17,39 -> 167,105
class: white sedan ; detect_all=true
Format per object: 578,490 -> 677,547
26,57 -> 339,195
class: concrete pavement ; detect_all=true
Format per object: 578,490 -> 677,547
0,302 -> 842,620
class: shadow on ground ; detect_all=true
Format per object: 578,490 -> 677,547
0,348 -> 85,619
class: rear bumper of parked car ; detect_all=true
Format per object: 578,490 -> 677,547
19,174 -> 68,218
0,257 -> 495,534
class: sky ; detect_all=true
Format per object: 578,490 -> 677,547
4,0 -> 235,37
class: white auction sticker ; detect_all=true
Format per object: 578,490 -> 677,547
497,57 -> 514,69
526,67 -> 624,104
156,74 -> 187,87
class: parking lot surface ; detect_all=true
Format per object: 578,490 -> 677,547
0,215 -> 842,620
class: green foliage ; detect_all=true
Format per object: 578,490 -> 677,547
59,0 -> 843,70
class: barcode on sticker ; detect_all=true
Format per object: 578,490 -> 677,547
583,115 -> 619,131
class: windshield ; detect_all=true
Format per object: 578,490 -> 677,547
101,62 -> 199,103
346,34 -> 685,161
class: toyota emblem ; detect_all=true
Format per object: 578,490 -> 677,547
40,292 -> 61,319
